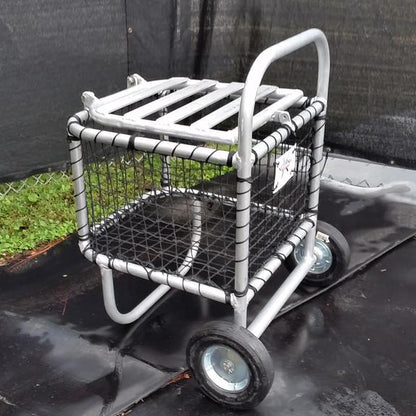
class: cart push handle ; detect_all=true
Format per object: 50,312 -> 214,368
237,28 -> 330,168
232,29 -> 330,328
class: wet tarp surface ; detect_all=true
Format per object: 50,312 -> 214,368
133,238 -> 416,416
0,240 -> 175,416
0,169 -> 415,415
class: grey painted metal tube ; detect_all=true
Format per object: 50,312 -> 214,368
84,78 -> 305,143
68,137 -> 90,243
303,100 -> 328,257
87,109 -> 234,144
69,136 -> 174,325
251,101 -> 325,162
93,78 -> 188,112
234,28 -> 330,330
238,28 -> 329,170
79,242 -> 228,304
100,266 -> 171,325
247,254 -> 315,338
176,199 -> 202,276
67,112 -> 233,166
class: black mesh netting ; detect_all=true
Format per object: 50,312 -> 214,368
81,125 -> 313,293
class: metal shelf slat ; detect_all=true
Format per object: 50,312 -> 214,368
124,79 -> 218,119
157,82 -> 244,124
98,77 -> 189,114
191,85 -> 276,129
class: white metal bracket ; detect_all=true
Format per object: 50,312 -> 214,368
127,73 -> 146,88
81,91 -> 97,108
271,110 -> 291,124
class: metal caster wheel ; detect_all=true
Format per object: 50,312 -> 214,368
186,321 -> 274,409
289,220 -> 351,287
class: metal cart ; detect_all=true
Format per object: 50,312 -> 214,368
67,29 -> 350,409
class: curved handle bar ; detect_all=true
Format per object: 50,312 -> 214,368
237,28 -> 330,174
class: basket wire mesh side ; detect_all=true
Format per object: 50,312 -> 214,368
81,121 -> 314,294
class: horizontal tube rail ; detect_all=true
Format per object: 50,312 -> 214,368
228,91 -> 304,141
81,241 -> 228,304
82,110 -> 235,144
68,99 -> 322,171
251,99 -> 325,162
67,111 -> 234,165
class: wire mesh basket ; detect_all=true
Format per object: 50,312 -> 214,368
81,124 -> 313,293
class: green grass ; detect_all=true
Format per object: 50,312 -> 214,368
0,150 -> 235,261
0,173 -> 76,260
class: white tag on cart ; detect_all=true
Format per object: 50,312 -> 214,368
273,145 -> 297,194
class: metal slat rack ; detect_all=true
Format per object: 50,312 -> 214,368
67,29 -> 349,409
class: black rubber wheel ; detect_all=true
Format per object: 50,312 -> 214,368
288,220 -> 351,287
186,321 -> 274,410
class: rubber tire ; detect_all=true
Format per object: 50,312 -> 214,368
186,321 -> 274,410
288,220 -> 351,287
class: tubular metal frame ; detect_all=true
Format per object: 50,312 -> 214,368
67,29 -> 330,339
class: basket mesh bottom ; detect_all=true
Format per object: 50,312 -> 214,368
91,190 -> 305,290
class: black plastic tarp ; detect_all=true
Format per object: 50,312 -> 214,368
0,0 -> 127,181
1,0 -> 415,181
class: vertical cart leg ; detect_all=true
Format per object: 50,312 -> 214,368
246,101 -> 328,337
68,134 -> 90,243
303,98 -> 327,254
233,171 -> 252,328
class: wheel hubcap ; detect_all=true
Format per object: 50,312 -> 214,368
294,240 -> 333,274
201,344 -> 250,392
